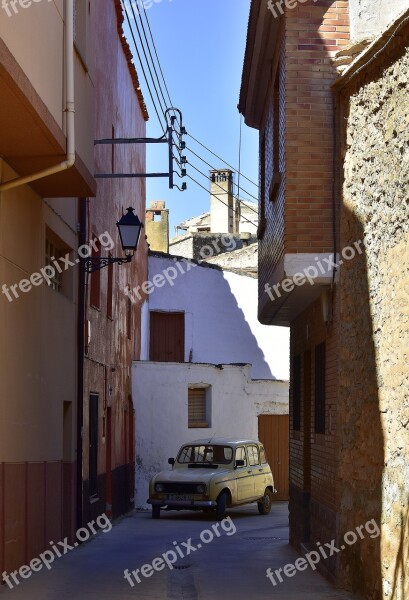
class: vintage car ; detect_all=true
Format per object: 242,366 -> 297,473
148,438 -> 276,519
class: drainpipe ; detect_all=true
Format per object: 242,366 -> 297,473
0,0 -> 75,193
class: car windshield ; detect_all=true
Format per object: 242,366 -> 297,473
177,445 -> 233,465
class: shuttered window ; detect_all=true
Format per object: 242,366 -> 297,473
188,388 -> 210,428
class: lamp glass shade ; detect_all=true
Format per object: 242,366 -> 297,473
117,207 -> 143,251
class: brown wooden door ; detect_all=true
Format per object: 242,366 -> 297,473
258,415 -> 289,501
149,312 -> 185,362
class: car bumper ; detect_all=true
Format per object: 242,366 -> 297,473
148,499 -> 217,508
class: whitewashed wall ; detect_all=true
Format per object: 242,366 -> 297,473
140,255 -> 290,380
132,362 -> 289,508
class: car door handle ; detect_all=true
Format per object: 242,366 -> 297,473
258,468 -> 263,472
247,470 -> 252,474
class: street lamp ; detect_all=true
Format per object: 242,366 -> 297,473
84,207 -> 144,273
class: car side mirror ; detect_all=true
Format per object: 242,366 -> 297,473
168,458 -> 175,466
235,459 -> 245,468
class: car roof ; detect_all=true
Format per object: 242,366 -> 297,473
181,438 -> 262,447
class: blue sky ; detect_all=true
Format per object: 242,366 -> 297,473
124,0 -> 259,234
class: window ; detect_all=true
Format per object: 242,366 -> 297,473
188,387 -> 210,428
178,444 -> 232,464
292,355 -> 301,431
247,445 -> 260,466
314,342 -> 326,434
89,393 -> 99,498
90,238 -> 101,309
269,64 -> 281,203
45,229 -> 73,298
235,447 -> 248,467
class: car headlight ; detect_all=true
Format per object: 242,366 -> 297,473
155,483 -> 165,493
196,484 -> 206,494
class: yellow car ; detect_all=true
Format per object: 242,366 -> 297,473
148,438 -> 276,520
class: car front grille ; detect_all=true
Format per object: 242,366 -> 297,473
159,482 -> 201,494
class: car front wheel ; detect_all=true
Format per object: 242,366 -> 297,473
258,490 -> 273,515
215,492 -> 227,521
152,505 -> 161,519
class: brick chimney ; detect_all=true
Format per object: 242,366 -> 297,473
209,169 -> 238,234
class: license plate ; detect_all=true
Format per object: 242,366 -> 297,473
167,494 -> 193,502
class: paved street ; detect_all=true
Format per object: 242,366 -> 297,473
0,503 -> 360,600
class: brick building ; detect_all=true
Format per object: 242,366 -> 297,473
239,1 -> 408,598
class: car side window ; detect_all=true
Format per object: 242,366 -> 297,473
247,445 -> 260,466
235,446 -> 247,467
259,445 -> 267,464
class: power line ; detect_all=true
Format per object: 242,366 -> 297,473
120,0 -> 166,132
186,144 -> 259,204
186,174 -> 258,229
187,132 -> 259,189
187,160 -> 259,217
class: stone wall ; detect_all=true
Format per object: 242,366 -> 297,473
338,24 -> 409,600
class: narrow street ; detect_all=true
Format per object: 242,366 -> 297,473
0,504 -> 358,600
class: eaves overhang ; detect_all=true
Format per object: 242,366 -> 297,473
238,0 -> 282,130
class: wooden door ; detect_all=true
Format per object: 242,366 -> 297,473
149,311 -> 185,362
258,415 -> 289,501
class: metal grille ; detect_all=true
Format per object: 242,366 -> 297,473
159,482 -> 201,494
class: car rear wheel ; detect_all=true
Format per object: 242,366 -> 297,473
152,505 -> 161,519
258,490 -> 273,515
216,492 -> 227,521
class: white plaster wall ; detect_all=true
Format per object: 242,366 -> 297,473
144,256 -> 290,380
132,362 -> 289,508
349,0 -> 409,40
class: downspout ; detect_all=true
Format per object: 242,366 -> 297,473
0,0 -> 75,193
76,197 -> 86,530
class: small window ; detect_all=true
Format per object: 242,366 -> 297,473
89,393 -> 99,498
259,445 -> 268,464
235,447 -> 248,467
45,238 -> 64,293
126,292 -> 132,339
315,342 -> 326,434
188,387 -> 210,428
292,355 -> 301,431
247,445 -> 260,466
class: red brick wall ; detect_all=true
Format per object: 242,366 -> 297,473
285,0 -> 349,254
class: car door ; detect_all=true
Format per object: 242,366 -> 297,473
247,444 -> 265,498
235,446 -> 255,502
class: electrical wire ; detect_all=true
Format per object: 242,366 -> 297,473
120,0 -> 166,132
186,174 -> 258,229
126,2 -> 259,196
186,145 -> 259,204
188,161 -> 258,218
187,132 -> 259,189
126,1 -> 167,121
